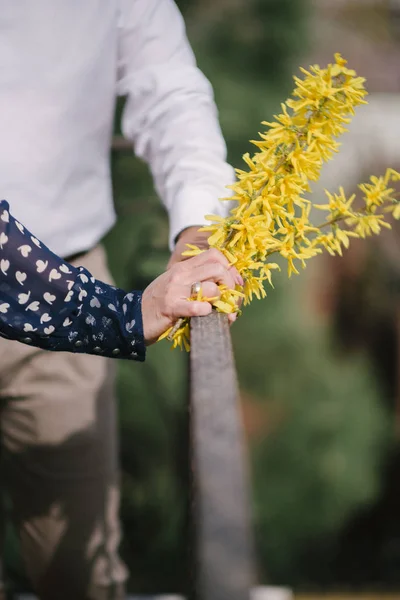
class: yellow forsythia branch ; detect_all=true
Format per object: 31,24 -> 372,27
161,54 -> 400,351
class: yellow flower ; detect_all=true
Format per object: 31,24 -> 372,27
347,214 -> 391,238
334,227 -> 359,250
315,187 -> 355,218
359,176 -> 394,210
164,54 -> 399,351
393,203 -> 400,219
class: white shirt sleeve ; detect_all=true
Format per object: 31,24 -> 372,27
116,0 -> 236,249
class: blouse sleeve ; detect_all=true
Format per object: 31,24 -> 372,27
0,201 -> 146,361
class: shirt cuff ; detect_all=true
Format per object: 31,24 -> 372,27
168,187 -> 236,250
121,290 -> 146,362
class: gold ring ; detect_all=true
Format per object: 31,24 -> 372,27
190,281 -> 202,299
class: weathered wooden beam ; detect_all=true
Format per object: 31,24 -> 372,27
189,311 -> 256,600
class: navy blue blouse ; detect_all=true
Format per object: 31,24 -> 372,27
0,201 -> 145,361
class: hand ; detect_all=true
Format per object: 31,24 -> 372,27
142,248 -> 242,345
167,226 -> 243,323
167,226 -> 210,269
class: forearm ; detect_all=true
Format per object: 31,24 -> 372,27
0,276 -> 146,361
0,201 -> 146,361
118,0 -> 236,249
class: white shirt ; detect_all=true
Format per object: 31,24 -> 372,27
0,0 -> 235,257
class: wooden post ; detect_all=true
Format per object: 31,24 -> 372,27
396,305 -> 400,436
189,311 -> 256,600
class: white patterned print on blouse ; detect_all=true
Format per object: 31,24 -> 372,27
0,200 -> 145,361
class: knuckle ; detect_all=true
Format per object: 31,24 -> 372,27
214,263 -> 225,277
169,267 -> 182,285
214,285 -> 222,297
179,258 -> 191,271
164,289 -> 176,312
190,303 -> 200,316
208,247 -> 221,261
209,282 -> 220,295
207,282 -> 217,295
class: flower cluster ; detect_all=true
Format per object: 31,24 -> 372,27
163,54 -> 400,350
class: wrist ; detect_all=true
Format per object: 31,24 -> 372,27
131,291 -> 146,360
119,290 -> 146,361
175,225 -> 203,243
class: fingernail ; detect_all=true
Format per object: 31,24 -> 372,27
236,275 -> 244,287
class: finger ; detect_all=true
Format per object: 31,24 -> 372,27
190,262 -> 237,290
180,247 -> 231,271
166,281 -> 220,303
228,313 -> 237,324
197,281 -> 220,300
229,265 -> 244,287
171,300 -> 213,319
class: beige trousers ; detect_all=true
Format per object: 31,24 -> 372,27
0,246 -> 128,600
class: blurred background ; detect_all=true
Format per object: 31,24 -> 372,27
5,0 -> 400,597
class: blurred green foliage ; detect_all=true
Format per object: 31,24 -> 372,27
178,0 -> 308,163
4,0 -> 393,594
233,282 -> 389,585
104,0 -> 390,592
